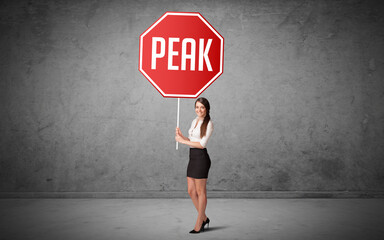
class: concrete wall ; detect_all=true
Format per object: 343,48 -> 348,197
1,0 -> 383,193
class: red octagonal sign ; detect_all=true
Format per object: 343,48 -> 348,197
139,12 -> 224,98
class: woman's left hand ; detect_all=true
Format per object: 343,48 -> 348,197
175,127 -> 183,137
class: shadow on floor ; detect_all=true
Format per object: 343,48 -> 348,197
204,226 -> 229,232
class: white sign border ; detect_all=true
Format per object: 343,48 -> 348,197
139,12 -> 224,98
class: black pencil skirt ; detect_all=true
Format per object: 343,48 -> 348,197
187,148 -> 211,179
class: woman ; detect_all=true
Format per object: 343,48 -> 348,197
175,97 -> 214,234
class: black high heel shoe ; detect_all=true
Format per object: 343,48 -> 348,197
202,217 -> 210,230
189,223 -> 204,234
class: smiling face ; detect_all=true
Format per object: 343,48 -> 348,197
195,101 -> 207,119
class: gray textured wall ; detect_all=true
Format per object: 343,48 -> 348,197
1,0 -> 383,193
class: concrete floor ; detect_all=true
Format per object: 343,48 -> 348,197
0,199 -> 384,240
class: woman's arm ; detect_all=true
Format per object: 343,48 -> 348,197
175,136 -> 205,149
199,121 -> 213,148
175,127 -> 189,141
175,127 -> 205,149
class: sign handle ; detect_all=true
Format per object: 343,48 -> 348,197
176,98 -> 180,150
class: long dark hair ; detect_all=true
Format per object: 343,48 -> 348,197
195,97 -> 211,138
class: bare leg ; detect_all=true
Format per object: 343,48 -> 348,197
187,177 -> 199,212
194,178 -> 208,231
187,177 -> 207,221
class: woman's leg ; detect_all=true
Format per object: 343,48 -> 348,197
187,177 -> 208,220
187,177 -> 199,212
194,178 -> 208,230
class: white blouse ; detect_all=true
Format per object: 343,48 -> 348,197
188,117 -> 214,148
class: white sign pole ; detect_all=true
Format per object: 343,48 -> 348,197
176,98 -> 180,150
